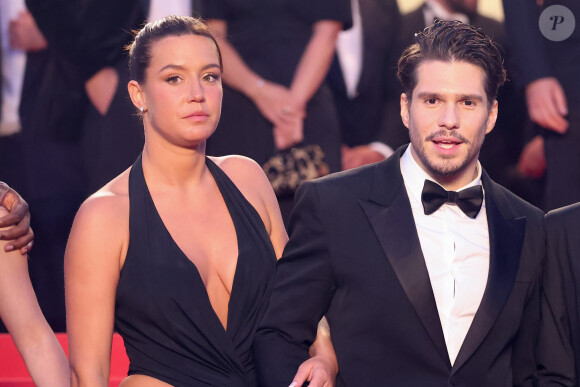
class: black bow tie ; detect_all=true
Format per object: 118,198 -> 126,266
421,180 -> 483,219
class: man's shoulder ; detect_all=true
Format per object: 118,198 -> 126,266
546,202 -> 580,225
485,176 -> 544,220
304,159 -> 388,192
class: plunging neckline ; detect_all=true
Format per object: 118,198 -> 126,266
140,157 -> 242,333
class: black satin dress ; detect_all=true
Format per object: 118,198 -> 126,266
114,155 -> 277,386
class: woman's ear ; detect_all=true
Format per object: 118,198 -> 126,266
128,80 -> 146,112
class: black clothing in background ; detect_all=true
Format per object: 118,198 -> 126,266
327,0 -> 401,147
503,0 -> 580,210
15,0 -> 146,332
201,0 -> 351,173
545,203 -> 580,386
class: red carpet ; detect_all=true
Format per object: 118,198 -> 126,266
0,333 -> 129,386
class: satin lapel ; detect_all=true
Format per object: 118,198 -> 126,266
452,172 -> 526,372
359,147 -> 451,367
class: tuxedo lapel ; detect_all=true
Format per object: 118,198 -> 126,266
359,147 -> 451,367
452,171 -> 526,372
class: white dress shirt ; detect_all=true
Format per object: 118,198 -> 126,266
0,0 -> 27,136
336,0 -> 363,99
148,0 -> 191,22
400,146 -> 489,365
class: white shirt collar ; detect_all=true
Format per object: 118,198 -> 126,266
400,144 -> 483,206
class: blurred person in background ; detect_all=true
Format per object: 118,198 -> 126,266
327,0 -> 401,164
503,0 -> 580,210
201,0 -> 352,222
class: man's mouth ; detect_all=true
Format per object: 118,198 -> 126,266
433,139 -> 460,149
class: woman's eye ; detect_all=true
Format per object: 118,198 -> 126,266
166,75 -> 181,84
202,73 -> 220,83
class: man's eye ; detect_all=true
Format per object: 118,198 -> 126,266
426,98 -> 437,104
463,100 -> 476,106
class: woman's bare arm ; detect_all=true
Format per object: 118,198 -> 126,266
206,20 -> 304,137
272,20 -> 342,150
290,20 -> 342,108
66,192 -> 129,386
0,208 -> 69,387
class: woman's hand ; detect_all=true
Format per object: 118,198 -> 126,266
251,80 -> 306,127
289,353 -> 337,387
251,81 -> 305,149
273,114 -> 304,150
0,182 -> 33,254
289,316 -> 338,387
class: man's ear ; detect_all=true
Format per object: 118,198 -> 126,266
400,93 -> 410,129
128,80 -> 146,112
485,99 -> 498,135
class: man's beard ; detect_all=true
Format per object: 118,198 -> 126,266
410,128 -> 484,178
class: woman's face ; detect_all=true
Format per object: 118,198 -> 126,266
136,33 -> 223,149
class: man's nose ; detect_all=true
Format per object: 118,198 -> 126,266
438,103 -> 459,129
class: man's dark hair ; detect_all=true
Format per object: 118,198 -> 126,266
397,20 -> 506,106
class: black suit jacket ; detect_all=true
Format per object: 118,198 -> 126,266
546,203 -> 580,385
327,0 -> 400,146
254,146 -> 563,386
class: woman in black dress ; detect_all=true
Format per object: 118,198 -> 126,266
65,16 -> 337,387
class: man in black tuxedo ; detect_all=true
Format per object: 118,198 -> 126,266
546,203 -> 580,384
254,20 -> 574,386
363,0 -> 540,208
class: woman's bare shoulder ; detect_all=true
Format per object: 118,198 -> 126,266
209,155 -> 272,202
209,155 -> 279,229
73,169 -> 131,238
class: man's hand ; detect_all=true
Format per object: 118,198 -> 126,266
525,77 -> 569,133
9,10 -> 48,52
0,182 -> 33,254
342,145 -> 386,170
517,135 -> 546,178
